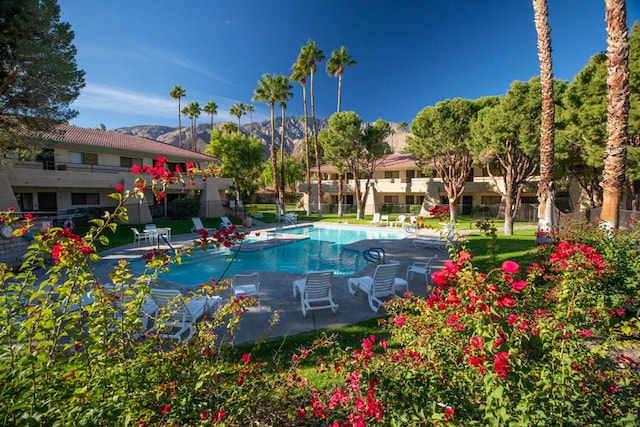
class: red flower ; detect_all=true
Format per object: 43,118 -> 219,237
495,294 -> 515,307
241,353 -> 251,363
161,404 -> 171,415
131,164 -> 142,174
115,184 -> 125,192
444,406 -> 455,421
501,260 -> 519,274
511,280 -> 528,293
471,336 -> 484,348
493,352 -> 511,380
394,316 -> 406,328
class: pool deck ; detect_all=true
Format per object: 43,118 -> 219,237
93,221 -> 452,344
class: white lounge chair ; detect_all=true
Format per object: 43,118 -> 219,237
406,254 -> 438,286
292,271 -> 338,317
348,263 -> 408,312
191,217 -> 215,234
380,214 -> 390,226
131,228 -> 151,246
231,273 -> 260,309
370,212 -> 381,226
220,216 -> 234,231
394,215 -> 407,228
149,289 -> 221,342
102,284 -> 158,330
412,227 -> 456,251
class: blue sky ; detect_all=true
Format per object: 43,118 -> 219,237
58,0 -> 640,130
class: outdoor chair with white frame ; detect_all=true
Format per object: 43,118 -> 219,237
292,270 -> 338,317
412,223 -> 456,251
406,254 -> 438,286
102,284 -> 158,332
348,262 -> 408,312
191,217 -> 215,234
231,273 -> 260,309
149,289 -> 221,342
131,228 -> 151,246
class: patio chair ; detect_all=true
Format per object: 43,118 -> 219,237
231,273 -> 261,309
412,228 -> 455,251
131,228 -> 150,246
394,215 -> 407,228
220,216 -> 234,231
348,263 -> 408,312
292,270 -> 338,317
406,254 -> 438,286
102,284 -> 158,330
191,217 -> 215,234
380,214 -> 390,226
370,212 -> 381,226
149,289 -> 221,342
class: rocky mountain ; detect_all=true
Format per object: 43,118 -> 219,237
112,117 -> 410,158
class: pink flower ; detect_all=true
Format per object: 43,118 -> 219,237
241,353 -> 251,363
394,316 -> 406,328
496,294 -> 515,307
502,260 -> 519,274
115,183 -> 125,192
131,164 -> 142,174
493,352 -> 511,380
444,406 -> 454,420
471,336 -> 484,348
161,404 -> 171,415
511,280 -> 528,293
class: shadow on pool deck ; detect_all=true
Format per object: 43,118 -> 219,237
94,222 -> 450,344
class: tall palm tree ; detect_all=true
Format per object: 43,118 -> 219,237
203,100 -> 218,132
301,40 -> 325,219
169,85 -> 186,148
291,61 -> 312,216
326,46 -> 356,112
276,75 -> 293,215
229,102 -> 247,134
326,46 -> 356,217
601,0 -> 631,230
533,0 -> 556,240
245,104 -> 255,134
252,74 -> 282,210
182,101 -> 201,151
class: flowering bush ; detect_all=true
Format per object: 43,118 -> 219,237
428,205 -> 450,221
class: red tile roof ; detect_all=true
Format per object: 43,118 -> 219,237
319,153 -> 418,172
28,124 -> 214,162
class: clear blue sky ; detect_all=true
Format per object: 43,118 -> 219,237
58,0 -> 640,130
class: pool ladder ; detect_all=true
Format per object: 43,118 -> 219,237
363,247 -> 386,264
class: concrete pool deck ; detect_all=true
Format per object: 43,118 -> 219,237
93,221 -> 451,344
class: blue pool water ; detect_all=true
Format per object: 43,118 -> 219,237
132,225 -> 408,285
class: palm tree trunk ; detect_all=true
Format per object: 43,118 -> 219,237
303,87 -> 312,216
337,75 -> 343,112
269,104 -> 280,214
280,105 -> 287,216
178,98 -> 183,149
601,0 -> 630,230
311,69 -> 323,219
533,0 -> 557,240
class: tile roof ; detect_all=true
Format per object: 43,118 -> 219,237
28,124 -> 215,162
319,153 -> 418,172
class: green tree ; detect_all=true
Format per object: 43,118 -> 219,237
221,121 -> 237,134
252,74 -> 283,210
291,58 -> 312,216
327,46 -> 356,216
406,98 -> 484,223
181,101 -> 201,151
600,0 -> 630,230
359,119 -> 393,217
326,46 -> 356,113
300,40 -> 325,218
470,79 -> 559,235
533,0 -> 557,238
203,99 -> 218,131
229,102 -> 246,134
0,0 -> 85,162
170,85 -> 187,148
206,130 -> 263,207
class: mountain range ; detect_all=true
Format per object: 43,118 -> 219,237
112,117 -> 410,158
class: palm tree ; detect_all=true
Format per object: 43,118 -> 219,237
245,104 -> 255,134
301,40 -> 325,219
252,74 -> 282,211
291,61 -> 312,216
276,75 -> 293,215
326,46 -> 356,217
221,122 -> 237,134
533,0 -> 556,240
182,101 -> 201,151
601,0 -> 631,230
203,100 -> 218,132
229,102 -> 247,134
169,85 -> 186,148
326,46 -> 356,112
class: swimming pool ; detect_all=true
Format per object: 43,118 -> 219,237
133,225 -> 408,285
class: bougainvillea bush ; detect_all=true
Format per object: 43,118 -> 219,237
1,157 -> 638,425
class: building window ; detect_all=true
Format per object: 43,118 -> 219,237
384,171 -> 399,179
481,196 -> 502,205
70,152 -> 98,165
36,149 -> 55,170
121,157 -> 143,168
383,195 -> 399,203
71,193 -> 100,205
521,196 -> 538,204
405,195 -> 415,205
